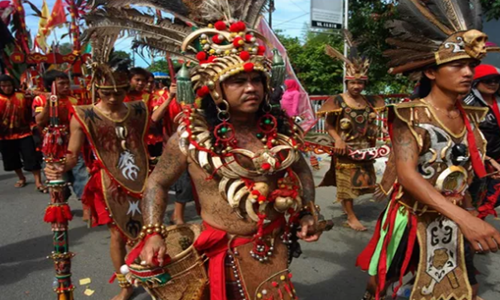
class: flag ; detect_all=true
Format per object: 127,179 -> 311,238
45,0 -> 67,30
34,0 -> 49,53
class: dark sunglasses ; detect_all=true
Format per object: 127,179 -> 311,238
482,78 -> 500,85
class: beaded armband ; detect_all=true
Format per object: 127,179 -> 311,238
116,273 -> 131,288
138,224 -> 168,240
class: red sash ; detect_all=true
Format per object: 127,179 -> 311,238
456,101 -> 487,178
193,218 -> 285,300
489,98 -> 500,130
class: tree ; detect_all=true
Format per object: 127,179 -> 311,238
277,28 -> 345,95
481,0 -> 500,21
113,50 -> 131,61
276,1 -> 411,96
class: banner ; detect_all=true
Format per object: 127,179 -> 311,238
256,17 -> 316,132
34,0 -> 50,53
310,0 -> 343,29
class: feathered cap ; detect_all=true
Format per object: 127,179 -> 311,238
385,0 -> 499,75
325,30 -> 370,81
92,57 -> 131,90
82,0 -> 285,105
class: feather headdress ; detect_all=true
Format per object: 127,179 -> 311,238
385,0 -> 496,75
325,30 -> 370,81
82,0 -> 283,104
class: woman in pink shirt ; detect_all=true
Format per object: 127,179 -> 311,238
281,79 -> 300,118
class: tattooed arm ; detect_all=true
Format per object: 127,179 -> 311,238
393,116 -> 500,253
140,133 -> 187,265
292,155 -> 321,242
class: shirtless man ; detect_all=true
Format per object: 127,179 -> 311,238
137,19 -> 323,298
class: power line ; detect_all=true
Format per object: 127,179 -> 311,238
273,12 -> 309,27
289,0 -> 309,13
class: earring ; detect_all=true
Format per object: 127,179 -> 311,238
213,100 -> 237,154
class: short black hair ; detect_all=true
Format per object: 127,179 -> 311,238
43,70 -> 68,91
129,67 -> 149,80
0,74 -> 16,95
0,74 -> 15,85
148,72 -> 154,80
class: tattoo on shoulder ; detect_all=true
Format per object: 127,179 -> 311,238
393,121 -> 416,162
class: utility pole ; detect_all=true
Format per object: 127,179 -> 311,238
269,0 -> 275,29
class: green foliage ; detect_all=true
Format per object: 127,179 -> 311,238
147,58 -> 184,74
113,50 -> 132,61
276,0 -> 411,96
147,59 -> 170,74
481,0 -> 500,21
277,29 -> 344,95
348,0 -> 410,95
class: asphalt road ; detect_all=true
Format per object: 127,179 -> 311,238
1,158 -> 500,300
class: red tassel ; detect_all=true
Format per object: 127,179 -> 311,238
109,273 -> 117,284
55,206 -> 64,223
61,205 -> 73,222
478,182 -> 500,219
44,206 -> 56,223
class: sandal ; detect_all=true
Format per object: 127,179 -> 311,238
14,178 -> 27,188
36,185 -> 49,194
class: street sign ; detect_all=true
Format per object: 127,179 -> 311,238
311,0 -> 343,30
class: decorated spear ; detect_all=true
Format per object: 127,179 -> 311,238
42,81 -> 75,300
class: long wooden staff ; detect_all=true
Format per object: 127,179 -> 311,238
42,81 -> 75,300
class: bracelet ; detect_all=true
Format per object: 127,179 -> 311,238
464,207 -> 476,211
298,210 -> 312,219
300,202 -> 321,219
138,223 -> 168,240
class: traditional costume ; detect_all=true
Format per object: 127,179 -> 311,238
82,1 -> 327,299
356,1 -> 497,299
0,90 -> 41,174
73,58 -> 149,243
317,37 -> 385,201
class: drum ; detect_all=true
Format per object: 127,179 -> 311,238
126,224 -> 208,300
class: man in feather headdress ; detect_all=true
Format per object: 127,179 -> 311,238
317,38 -> 386,231
45,58 -> 150,300
356,1 -> 500,300
80,1 -> 327,299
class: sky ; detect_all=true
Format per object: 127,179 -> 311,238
20,0 -> 500,67
23,0 -> 313,68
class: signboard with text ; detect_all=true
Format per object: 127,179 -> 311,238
311,0 -> 343,29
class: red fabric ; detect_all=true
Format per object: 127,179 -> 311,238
456,101 -> 487,178
356,203 -> 385,270
125,91 -> 150,103
473,64 -> 500,81
194,218 -> 285,300
478,182 -> 500,219
0,92 -> 32,140
376,199 -> 399,300
45,0 -> 66,29
154,90 -> 182,138
81,163 -> 113,227
32,94 -> 79,128
489,98 -> 500,129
